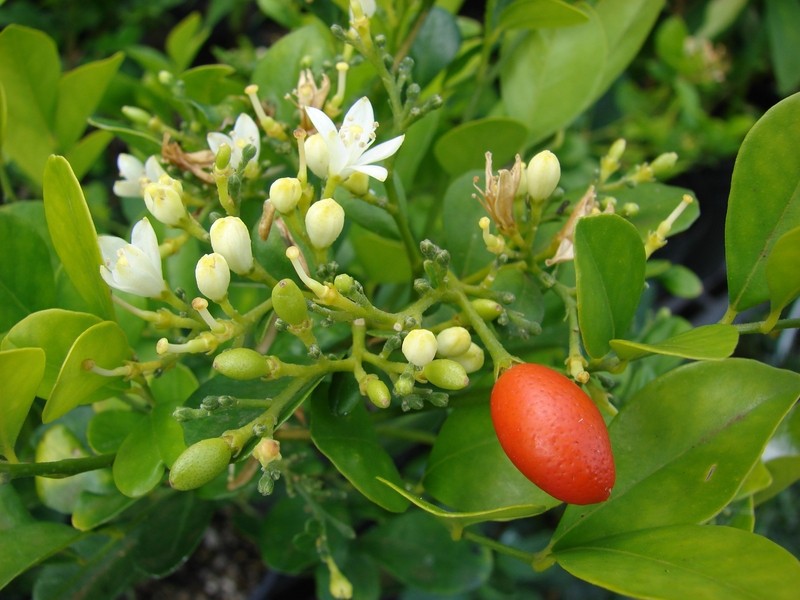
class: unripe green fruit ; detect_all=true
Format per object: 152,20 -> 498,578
213,348 -> 270,379
169,438 -> 232,490
471,299 -> 503,321
271,279 -> 309,326
422,359 -> 469,390
365,378 -> 391,408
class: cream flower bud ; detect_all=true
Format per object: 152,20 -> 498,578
436,326 -> 472,358
269,177 -> 302,213
526,150 -> 561,202
195,253 -> 231,301
305,198 -> 345,249
252,438 -> 282,468
210,216 -> 254,274
450,342 -> 485,374
304,133 -> 330,178
143,177 -> 187,226
402,329 -> 438,367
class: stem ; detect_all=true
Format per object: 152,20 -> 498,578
0,454 -> 116,481
392,0 -> 436,69
734,317 -> 800,335
462,530 -> 536,563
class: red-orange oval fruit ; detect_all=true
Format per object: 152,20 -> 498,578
490,363 -> 615,505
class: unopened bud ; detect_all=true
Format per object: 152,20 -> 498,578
526,150 -> 560,202
195,253 -> 231,301
143,178 -> 187,226
450,342 -> 485,373
422,359 -> 469,390
306,198 -> 345,249
269,177 -> 302,213
210,216 -> 254,274
304,133 -> 329,178
402,329 -> 438,367
252,438 -> 282,468
436,326 -> 471,358
471,298 -> 503,321
365,377 -> 391,409
215,143 -> 232,170
169,438 -> 232,490
651,152 -> 678,176
213,348 -> 271,380
121,105 -> 152,125
271,278 -> 309,326
343,171 -> 369,196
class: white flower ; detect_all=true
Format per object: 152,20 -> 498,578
210,216 -> 254,274
99,217 -> 165,298
143,176 -> 187,226
305,198 -> 345,249
195,253 -> 231,302
207,113 -> 260,172
305,97 -> 404,182
113,154 -> 166,198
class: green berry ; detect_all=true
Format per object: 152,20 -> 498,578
169,438 -> 232,490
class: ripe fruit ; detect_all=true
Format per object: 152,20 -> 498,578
490,363 -> 615,505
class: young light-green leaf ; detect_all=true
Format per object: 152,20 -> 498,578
498,0 -> 589,31
43,155 -> 114,321
165,12 -> 208,72
765,226 -> 800,325
0,348 -> 45,462
575,213 -> 646,358
555,525 -> 800,600
113,418 -> 166,498
610,324 -> 739,361
725,92 -> 800,313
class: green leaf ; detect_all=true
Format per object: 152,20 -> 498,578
181,64 -> 237,104
0,211 -> 56,332
0,25 -> 59,184
166,12 -> 209,72
698,0 -> 749,39
0,309 -> 101,398
87,116 -> 162,155
0,82 -> 7,150
87,410 -> 145,455
55,52 -> 123,148
0,484 -> 33,531
43,155 -> 114,320
72,490 -> 137,532
64,129 -> 114,181
349,224 -> 412,283
610,324 -> 739,361
378,477 -> 546,539
725,92 -> 800,313
113,417 -> 166,498
765,0 -> 800,96
309,392 -> 409,513
555,525 -> 800,600
613,183 -> 699,242
656,263 -> 703,299
424,403 -> 561,512
500,5 -> 606,143
575,214 -> 646,359
498,0 -> 589,31
259,494 -> 319,574
0,522 -> 81,590
552,359 -> 800,549
765,226 -> 800,325
149,363 -> 197,467
360,511 -> 492,595
442,170 -> 494,277
43,321 -> 130,423
0,348 -> 45,461
434,117 -> 528,176
409,7 -> 461,88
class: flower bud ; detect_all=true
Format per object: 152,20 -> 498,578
305,198 -> 345,249
304,133 -> 329,178
213,348 -> 271,379
365,377 -> 391,409
471,298 -> 503,321
121,105 -> 152,125
651,152 -> 678,176
271,278 -> 309,326
269,177 -> 302,213
450,342 -> 485,373
334,273 -> 356,295
215,143 -> 232,170
252,438 -> 282,468
402,329 -> 438,367
526,150 -> 560,202
210,216 -> 254,274
436,326 -> 472,358
422,359 -> 469,390
143,178 -> 187,226
343,171 -> 369,196
195,253 -> 231,301
169,438 -> 232,490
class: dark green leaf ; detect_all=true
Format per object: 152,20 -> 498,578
0,522 -> 81,590
442,170 -> 494,277
181,64 -> 237,104
87,410 -> 145,455
657,263 -> 703,299
259,494 -> 318,574
610,324 -> 738,361
698,0 -> 749,39
349,224 -> 412,283
409,7 -> 461,87
0,347 -> 45,461
71,490 -> 137,532
434,117 -> 527,176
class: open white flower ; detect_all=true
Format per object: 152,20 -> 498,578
304,97 -> 404,182
99,217 -> 166,298
207,113 -> 260,171
113,155 -> 167,198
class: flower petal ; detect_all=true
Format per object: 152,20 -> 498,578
97,235 -> 127,266
357,134 -> 405,166
144,156 -> 167,181
352,164 -> 388,181
113,180 -> 143,198
130,218 -> 162,277
344,97 -> 374,131
117,154 -> 144,180
305,106 -> 338,138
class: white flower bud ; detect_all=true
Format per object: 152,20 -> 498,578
210,216 -> 254,274
402,329 -> 438,367
304,133 -> 330,179
436,326 -> 472,358
305,198 -> 345,249
450,342 -> 485,374
143,179 -> 187,226
526,150 -> 560,202
269,177 -> 302,213
195,253 -> 231,301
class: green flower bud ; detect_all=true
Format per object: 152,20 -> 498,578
450,342 -> 485,373
269,177 -> 302,213
215,143 -> 232,170
271,278 -> 309,326
213,348 -> 271,379
334,273 -> 355,295
169,438 -> 232,490
471,298 -> 503,321
526,150 -> 560,202
651,152 -> 678,176
121,105 -> 152,125
402,329 -> 438,367
422,359 -> 469,390
365,377 -> 391,409
436,326 -> 472,358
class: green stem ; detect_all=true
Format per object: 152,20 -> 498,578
0,453 -> 116,481
734,317 -> 800,335
462,530 -> 536,563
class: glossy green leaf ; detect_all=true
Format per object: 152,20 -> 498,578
150,364 -> 197,467
498,0 -> 589,31
409,7 -> 461,87
72,490 -> 137,532
259,494 -> 319,574
0,309 -> 101,398
378,477 -> 546,539
310,392 -> 408,513
756,456 -> 800,505
0,522 -> 81,590
43,155 -> 114,320
64,129 -> 114,181
87,117 -> 162,155
575,214 -> 646,358
553,359 -> 800,549
349,224 -> 412,283
396,110 -> 441,191
657,263 -> 703,299
166,12 -> 208,72
43,321 -> 130,423
113,417 -> 166,498
765,226 -> 800,324
500,5 -> 605,143
434,117 -> 528,176
360,511 -> 492,595
0,484 -> 33,531
726,92 -> 800,313
613,183 -> 699,242
55,52 -> 123,148
181,64 -> 237,103
0,25 -> 59,184
555,525 -> 800,600
424,403 -> 561,512
87,410 -> 145,455
443,170 -> 494,277
765,0 -> 800,96
610,324 -> 738,361
0,348 -> 45,461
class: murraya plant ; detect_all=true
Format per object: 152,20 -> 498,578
1,1 -> 799,598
